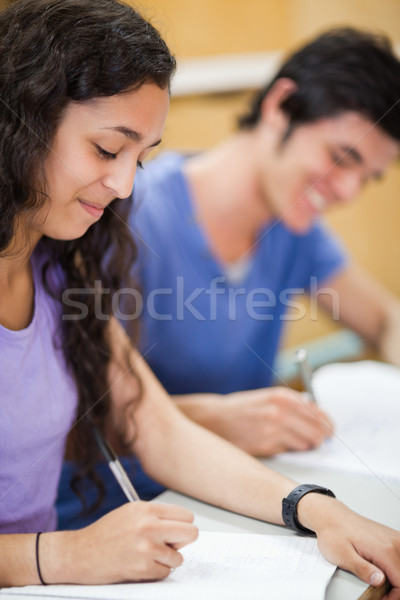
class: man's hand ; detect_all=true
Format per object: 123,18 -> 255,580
175,387 -> 333,456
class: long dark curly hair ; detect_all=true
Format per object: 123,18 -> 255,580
0,0 -> 176,509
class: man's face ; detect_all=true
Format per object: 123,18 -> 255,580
257,111 -> 399,234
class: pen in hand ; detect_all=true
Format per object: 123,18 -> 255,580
94,430 -> 181,552
295,348 -> 317,404
94,428 -> 140,502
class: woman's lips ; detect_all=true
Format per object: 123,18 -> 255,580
79,199 -> 105,219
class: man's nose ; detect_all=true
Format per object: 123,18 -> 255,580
330,170 -> 364,204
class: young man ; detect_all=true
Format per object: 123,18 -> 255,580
130,27 -> 400,456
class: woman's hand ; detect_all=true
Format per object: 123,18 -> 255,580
41,502 -> 198,584
298,494 -> 400,598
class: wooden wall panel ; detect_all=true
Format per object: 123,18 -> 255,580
134,0 -> 290,56
287,0 -> 400,46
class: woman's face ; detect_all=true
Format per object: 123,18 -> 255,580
32,83 -> 169,241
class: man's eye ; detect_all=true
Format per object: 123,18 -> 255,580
331,151 -> 343,164
95,144 -> 117,160
330,150 -> 351,168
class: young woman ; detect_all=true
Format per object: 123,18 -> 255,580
0,0 -> 399,592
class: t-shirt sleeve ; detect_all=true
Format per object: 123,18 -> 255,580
303,221 -> 348,291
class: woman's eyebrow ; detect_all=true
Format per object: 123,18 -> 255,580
101,125 -> 162,148
101,125 -> 142,141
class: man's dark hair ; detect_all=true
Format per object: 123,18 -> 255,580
238,28 -> 400,141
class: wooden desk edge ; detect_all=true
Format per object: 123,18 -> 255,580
358,580 -> 392,600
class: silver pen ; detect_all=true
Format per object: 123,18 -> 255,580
94,428 -> 140,502
295,348 -> 317,404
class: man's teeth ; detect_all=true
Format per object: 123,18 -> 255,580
307,190 -> 326,210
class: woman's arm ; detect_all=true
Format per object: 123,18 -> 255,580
0,534 -> 40,587
5,318 -> 397,589
116,341 -> 400,590
0,505 -> 197,587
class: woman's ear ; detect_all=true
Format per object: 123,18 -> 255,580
259,78 -> 298,131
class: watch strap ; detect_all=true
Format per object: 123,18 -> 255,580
282,484 -> 336,535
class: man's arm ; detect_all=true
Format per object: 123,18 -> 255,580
173,388 -> 333,456
317,264 -> 400,365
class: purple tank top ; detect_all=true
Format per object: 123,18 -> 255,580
0,250 -> 78,533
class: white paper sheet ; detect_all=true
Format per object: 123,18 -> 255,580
0,532 -> 336,600
276,361 -> 400,483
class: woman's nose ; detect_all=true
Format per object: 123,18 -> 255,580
102,161 -> 137,199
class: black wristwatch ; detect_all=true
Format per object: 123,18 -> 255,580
282,484 -> 336,535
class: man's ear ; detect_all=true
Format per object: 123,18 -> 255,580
259,78 -> 298,131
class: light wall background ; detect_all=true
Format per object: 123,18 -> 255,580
130,0 -> 400,352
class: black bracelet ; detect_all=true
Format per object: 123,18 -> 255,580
35,532 -> 47,585
282,484 -> 336,535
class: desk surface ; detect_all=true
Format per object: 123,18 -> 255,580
158,458 -> 400,600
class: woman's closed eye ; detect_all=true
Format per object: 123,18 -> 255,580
95,144 -> 117,160
95,144 -> 144,169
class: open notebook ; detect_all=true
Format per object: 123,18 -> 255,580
276,360 -> 400,483
0,532 -> 336,600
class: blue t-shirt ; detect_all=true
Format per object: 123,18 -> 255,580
131,152 -> 347,395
